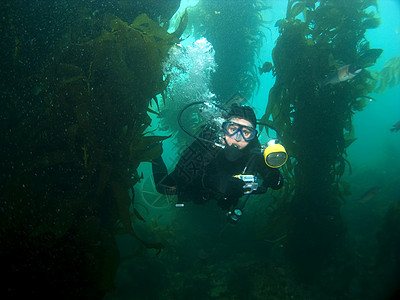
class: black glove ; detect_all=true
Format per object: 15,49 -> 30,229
203,175 -> 245,198
263,170 -> 284,190
220,177 -> 245,198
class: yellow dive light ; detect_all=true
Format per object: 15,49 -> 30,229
263,140 -> 288,168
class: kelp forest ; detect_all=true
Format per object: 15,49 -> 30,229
1,0 -> 183,297
1,0 -> 400,299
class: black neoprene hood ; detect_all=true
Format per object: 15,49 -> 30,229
226,105 -> 257,128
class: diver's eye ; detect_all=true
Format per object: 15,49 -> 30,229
227,123 -> 239,134
241,128 -> 252,138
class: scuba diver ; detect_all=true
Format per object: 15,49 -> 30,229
151,101 -> 287,223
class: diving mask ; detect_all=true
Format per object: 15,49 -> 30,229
262,140 -> 288,168
222,121 -> 257,141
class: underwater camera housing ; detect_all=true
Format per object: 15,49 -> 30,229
234,174 -> 258,194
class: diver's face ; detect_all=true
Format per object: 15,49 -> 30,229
223,118 -> 253,149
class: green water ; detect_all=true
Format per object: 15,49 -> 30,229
1,0 -> 399,299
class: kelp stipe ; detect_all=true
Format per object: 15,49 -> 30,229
261,0 -> 382,289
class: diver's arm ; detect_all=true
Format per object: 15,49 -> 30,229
165,138 -> 214,192
202,173 -> 245,198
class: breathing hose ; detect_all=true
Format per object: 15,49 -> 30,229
177,100 -> 281,144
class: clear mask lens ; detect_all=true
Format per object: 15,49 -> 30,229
222,122 -> 256,141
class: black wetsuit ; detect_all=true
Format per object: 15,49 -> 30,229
152,127 -> 283,211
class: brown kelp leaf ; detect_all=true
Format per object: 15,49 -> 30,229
289,1 -> 307,19
130,134 -> 171,162
130,187 -> 146,223
147,107 -> 159,115
260,86 -> 280,134
133,208 -> 146,222
152,96 -> 160,111
131,14 -> 180,45
140,135 -> 171,149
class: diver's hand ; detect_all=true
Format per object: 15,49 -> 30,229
222,177 -> 245,198
264,170 -> 284,190
202,175 -> 245,198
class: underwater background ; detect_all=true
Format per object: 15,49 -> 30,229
1,0 -> 400,299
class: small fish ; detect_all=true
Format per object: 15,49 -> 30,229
390,120 -> 400,132
259,61 -> 273,75
320,64 -> 363,87
357,186 -> 382,203
356,95 -> 376,102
